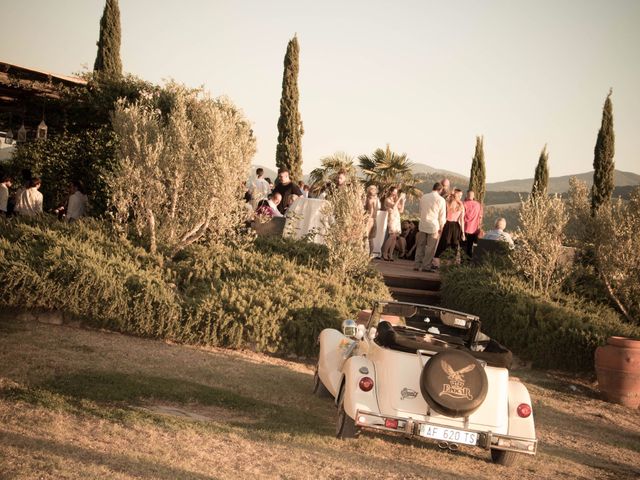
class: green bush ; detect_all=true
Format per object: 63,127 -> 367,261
440,263 -> 640,371
0,218 -> 389,357
0,217 -> 181,336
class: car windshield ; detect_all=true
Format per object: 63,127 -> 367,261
368,301 -> 480,338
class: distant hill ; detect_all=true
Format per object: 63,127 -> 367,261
411,163 -> 468,180
486,170 -> 640,193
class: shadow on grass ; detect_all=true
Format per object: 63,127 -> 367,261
536,404 -> 640,477
0,430 -> 219,480
2,370 -> 333,437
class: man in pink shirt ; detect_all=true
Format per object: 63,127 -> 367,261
463,190 -> 483,258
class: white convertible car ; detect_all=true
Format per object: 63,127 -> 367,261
314,301 -> 537,466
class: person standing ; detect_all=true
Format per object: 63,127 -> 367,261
273,168 -> 302,214
433,188 -> 466,270
381,187 -> 405,261
66,180 -> 88,221
0,174 -> 12,217
463,190 -> 483,258
15,177 -> 43,217
414,182 -> 446,271
248,168 -> 271,208
440,178 -> 451,198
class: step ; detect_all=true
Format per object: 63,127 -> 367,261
388,286 -> 441,305
383,273 -> 441,291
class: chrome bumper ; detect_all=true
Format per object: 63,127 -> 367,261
354,409 -> 538,455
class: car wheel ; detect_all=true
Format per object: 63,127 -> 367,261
336,393 -> 359,439
491,449 -> 521,467
313,363 -> 331,398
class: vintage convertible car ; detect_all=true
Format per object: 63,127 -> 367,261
314,301 -> 537,466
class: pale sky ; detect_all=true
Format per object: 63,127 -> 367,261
1,0 -> 638,181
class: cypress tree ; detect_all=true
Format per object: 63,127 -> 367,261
468,135 -> 486,203
531,145 -> 549,197
94,0 -> 123,76
591,90 -> 615,214
275,35 -> 303,181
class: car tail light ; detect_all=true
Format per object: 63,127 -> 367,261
384,418 -> 398,429
517,403 -> 532,418
359,376 -> 374,392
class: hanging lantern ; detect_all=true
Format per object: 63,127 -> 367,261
17,124 -> 27,142
4,129 -> 13,145
36,119 -> 48,140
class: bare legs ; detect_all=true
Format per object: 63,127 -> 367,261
382,233 -> 398,260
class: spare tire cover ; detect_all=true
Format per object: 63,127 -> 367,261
420,350 -> 488,417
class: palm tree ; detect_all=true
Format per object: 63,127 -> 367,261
308,152 -> 356,194
358,144 -> 420,198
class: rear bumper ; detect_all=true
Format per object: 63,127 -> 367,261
354,409 -> 537,455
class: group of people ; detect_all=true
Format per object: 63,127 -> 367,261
413,179 -> 514,271
243,168 -> 515,269
246,167 -> 348,218
365,177 -> 514,272
0,172 -> 88,221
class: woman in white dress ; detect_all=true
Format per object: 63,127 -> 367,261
381,187 -> 405,261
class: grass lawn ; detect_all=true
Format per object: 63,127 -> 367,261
1,313 -> 639,479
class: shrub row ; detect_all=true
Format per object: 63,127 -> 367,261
0,218 -> 389,357
440,263 -> 640,371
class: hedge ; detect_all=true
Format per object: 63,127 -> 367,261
440,263 -> 640,371
0,217 -> 389,357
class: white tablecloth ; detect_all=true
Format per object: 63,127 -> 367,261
371,210 -> 388,257
284,197 -> 330,244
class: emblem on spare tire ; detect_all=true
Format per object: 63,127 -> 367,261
439,360 -> 475,400
419,350 -> 488,417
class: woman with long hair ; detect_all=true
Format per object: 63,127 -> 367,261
433,188 -> 465,269
381,186 -> 405,261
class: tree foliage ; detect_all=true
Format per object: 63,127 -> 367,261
591,90 -> 615,214
531,145 -> 549,197
468,135 -> 486,203
308,152 -> 356,194
275,35 -> 303,181
109,83 -> 256,255
564,176 -> 591,247
9,128 -> 116,215
513,193 -> 568,295
593,188 -> 640,324
322,182 -> 370,278
358,145 -> 420,198
94,0 -> 122,76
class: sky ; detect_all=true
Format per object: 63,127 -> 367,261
1,0 -> 639,182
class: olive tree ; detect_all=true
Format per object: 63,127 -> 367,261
110,83 -> 256,255
593,188 -> 640,324
513,193 -> 568,295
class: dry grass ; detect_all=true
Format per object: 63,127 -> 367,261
1,314 -> 639,480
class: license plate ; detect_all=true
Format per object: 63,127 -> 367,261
419,424 -> 478,446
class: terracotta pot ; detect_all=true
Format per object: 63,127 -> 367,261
595,336 -> 640,409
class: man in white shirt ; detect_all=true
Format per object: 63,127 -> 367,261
15,177 -> 43,217
248,168 -> 271,208
66,181 -> 88,221
414,182 -> 446,271
0,175 -> 12,216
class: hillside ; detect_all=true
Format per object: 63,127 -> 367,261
486,170 -> 640,193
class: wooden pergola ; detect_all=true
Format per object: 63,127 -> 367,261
0,61 -> 87,140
